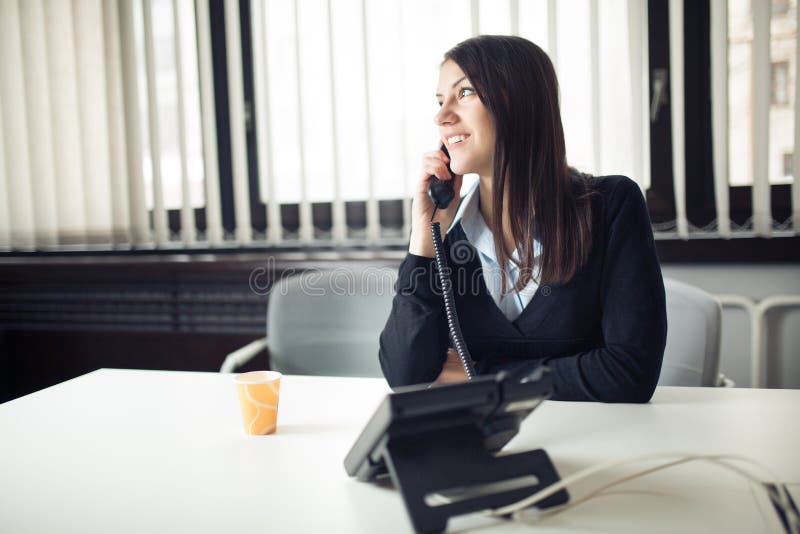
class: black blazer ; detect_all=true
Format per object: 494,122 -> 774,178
378,175 -> 667,402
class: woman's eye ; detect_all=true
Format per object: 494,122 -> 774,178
458,87 -> 475,99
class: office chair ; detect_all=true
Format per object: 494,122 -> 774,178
658,278 -> 729,387
221,266 -> 396,377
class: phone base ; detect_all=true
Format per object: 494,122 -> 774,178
382,425 -> 568,533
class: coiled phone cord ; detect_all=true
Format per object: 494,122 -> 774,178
430,210 -> 477,380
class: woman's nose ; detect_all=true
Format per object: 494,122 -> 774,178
434,102 -> 455,126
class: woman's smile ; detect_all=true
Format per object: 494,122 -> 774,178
445,133 -> 471,148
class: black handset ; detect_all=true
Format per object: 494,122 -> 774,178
425,145 -> 476,380
427,145 -> 455,209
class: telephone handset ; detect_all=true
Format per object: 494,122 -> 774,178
427,145 -> 456,209
426,145 -> 477,380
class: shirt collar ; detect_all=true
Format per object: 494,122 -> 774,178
450,179 -> 499,265
447,178 -> 480,233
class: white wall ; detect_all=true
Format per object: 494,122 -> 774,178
662,264 -> 800,389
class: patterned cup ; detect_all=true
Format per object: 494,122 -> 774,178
233,371 -> 282,435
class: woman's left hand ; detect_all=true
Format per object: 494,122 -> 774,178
433,349 -> 471,384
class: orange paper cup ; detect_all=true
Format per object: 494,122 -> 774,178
233,371 -> 282,435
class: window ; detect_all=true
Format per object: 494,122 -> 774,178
732,0 -> 796,194
773,0 -> 790,15
645,0 -> 799,259
133,0 -> 205,211
783,151 -> 794,177
772,61 -> 790,105
1,0 -> 797,259
729,2 -> 795,187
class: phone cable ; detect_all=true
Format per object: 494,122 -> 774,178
430,208 -> 477,380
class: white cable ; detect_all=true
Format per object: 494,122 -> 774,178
519,456 -> 796,532
486,453 -> 799,534
521,455 -> 693,520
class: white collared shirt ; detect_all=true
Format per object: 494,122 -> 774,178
448,180 -> 541,321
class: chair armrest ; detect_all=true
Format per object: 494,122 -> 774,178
220,337 -> 269,373
716,373 -> 736,387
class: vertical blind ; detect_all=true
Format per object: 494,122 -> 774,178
6,0 -> 788,251
703,0 -> 800,239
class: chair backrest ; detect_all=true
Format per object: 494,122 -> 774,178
266,267 -> 396,377
658,278 -> 722,387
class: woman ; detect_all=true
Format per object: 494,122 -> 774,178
379,35 -> 666,402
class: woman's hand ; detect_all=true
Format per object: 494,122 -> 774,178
408,148 -> 463,258
433,348 -> 471,384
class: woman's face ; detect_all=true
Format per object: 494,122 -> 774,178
435,60 -> 495,178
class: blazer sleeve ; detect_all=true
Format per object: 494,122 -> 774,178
490,178 -> 667,403
379,253 -> 450,387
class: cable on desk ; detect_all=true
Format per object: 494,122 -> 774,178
486,452 -> 799,534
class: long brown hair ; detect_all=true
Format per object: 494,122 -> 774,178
444,35 -> 596,290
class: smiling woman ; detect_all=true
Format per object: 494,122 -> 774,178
379,36 -> 668,403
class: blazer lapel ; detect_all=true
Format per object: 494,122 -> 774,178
512,281 -> 563,333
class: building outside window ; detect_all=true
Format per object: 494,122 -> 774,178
729,0 -> 796,186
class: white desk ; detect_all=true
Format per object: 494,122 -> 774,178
0,369 -> 797,533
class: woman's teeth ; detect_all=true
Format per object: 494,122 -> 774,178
447,134 -> 468,146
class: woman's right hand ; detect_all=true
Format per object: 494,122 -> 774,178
408,148 -> 463,257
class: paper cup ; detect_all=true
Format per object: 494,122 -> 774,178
233,371 -> 282,435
